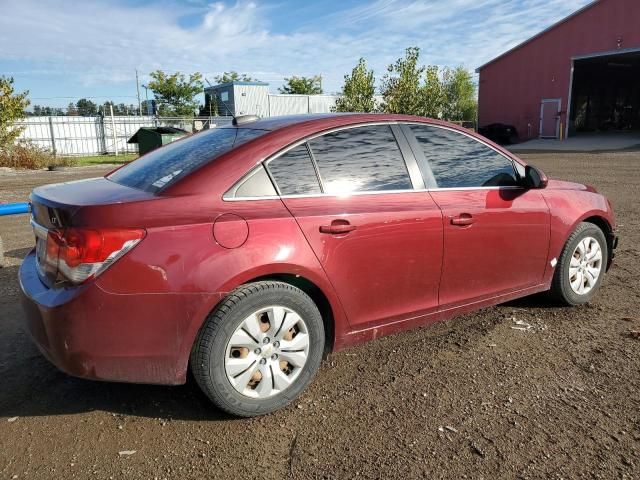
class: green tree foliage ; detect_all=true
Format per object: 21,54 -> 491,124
214,71 -> 256,84
76,98 -> 98,116
147,70 -> 204,117
421,65 -> 446,118
67,102 -> 78,116
380,47 -> 425,115
278,75 -> 323,95
380,47 -> 477,121
441,66 -> 477,122
0,76 -> 29,149
101,101 -> 136,116
334,58 -> 376,113
30,105 -> 63,116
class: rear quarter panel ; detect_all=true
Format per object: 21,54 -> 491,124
95,197 -> 348,382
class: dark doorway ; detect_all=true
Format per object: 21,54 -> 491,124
569,50 -> 640,135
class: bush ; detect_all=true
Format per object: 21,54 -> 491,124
0,144 -> 76,169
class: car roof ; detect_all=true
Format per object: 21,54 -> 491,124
232,113 -> 437,132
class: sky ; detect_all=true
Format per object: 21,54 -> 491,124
0,0 -> 593,109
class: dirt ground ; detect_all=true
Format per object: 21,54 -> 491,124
0,153 -> 638,480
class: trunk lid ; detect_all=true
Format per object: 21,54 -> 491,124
29,177 -> 152,287
30,177 -> 153,228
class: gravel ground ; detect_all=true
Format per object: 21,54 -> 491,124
0,153 -> 639,479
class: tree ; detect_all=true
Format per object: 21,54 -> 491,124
0,76 -> 29,149
147,70 -> 204,117
441,66 -> 477,121
278,75 -> 322,95
334,58 -> 376,113
67,102 -> 78,115
421,65 -> 446,119
379,47 -> 477,121
380,47 -> 425,115
76,98 -> 98,116
214,71 -> 256,84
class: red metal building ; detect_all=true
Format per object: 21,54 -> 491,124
477,0 -> 640,140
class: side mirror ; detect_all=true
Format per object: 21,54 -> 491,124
523,165 -> 548,189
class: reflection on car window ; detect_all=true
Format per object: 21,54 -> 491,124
409,125 -> 518,188
308,125 -> 412,194
267,144 -> 321,195
109,127 -> 267,193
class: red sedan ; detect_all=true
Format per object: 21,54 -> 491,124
20,114 -> 618,416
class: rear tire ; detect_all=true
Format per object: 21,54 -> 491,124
550,222 -> 607,306
190,281 -> 324,417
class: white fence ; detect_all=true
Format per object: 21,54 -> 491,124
15,93 -> 388,157
15,116 -> 232,156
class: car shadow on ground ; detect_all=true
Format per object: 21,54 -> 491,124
0,253 -> 560,423
501,291 -> 569,309
0,263 -> 237,423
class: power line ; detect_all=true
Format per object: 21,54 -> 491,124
29,95 -> 140,100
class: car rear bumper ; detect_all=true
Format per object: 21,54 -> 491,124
19,251 -> 218,385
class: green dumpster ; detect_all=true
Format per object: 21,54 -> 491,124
127,127 -> 189,155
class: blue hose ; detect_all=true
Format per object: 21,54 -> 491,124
0,203 -> 30,216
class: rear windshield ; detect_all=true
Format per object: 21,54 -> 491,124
108,127 -> 267,193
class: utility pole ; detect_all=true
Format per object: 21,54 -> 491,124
135,69 -> 142,116
142,85 -> 149,115
109,103 -> 118,156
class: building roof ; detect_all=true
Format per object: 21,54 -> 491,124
476,0 -> 599,72
204,81 -> 269,91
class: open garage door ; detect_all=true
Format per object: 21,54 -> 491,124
569,49 -> 640,136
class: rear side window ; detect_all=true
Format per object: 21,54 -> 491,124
267,144 -> 321,195
233,166 -> 277,198
408,125 -> 518,188
109,127 -> 267,193
308,125 -> 412,194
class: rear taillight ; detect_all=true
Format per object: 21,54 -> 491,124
44,228 -> 145,284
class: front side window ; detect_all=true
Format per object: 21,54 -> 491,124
267,144 -> 321,195
408,125 -> 518,188
109,127 -> 267,193
308,125 -> 412,194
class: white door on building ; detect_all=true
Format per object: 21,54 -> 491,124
540,98 -> 562,138
540,99 -> 562,139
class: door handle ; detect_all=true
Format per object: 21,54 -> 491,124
319,221 -> 357,235
450,214 -> 474,226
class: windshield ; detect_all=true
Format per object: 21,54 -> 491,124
108,127 -> 268,193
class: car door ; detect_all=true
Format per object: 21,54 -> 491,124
402,123 -> 550,308
266,124 -> 444,329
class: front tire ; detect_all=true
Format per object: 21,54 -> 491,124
550,222 -> 607,306
190,281 -> 325,417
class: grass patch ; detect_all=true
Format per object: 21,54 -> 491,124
0,144 -> 57,169
62,153 -> 138,167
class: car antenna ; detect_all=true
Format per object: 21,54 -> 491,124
218,97 -> 236,121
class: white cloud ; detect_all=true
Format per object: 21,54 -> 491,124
0,0 -> 593,94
